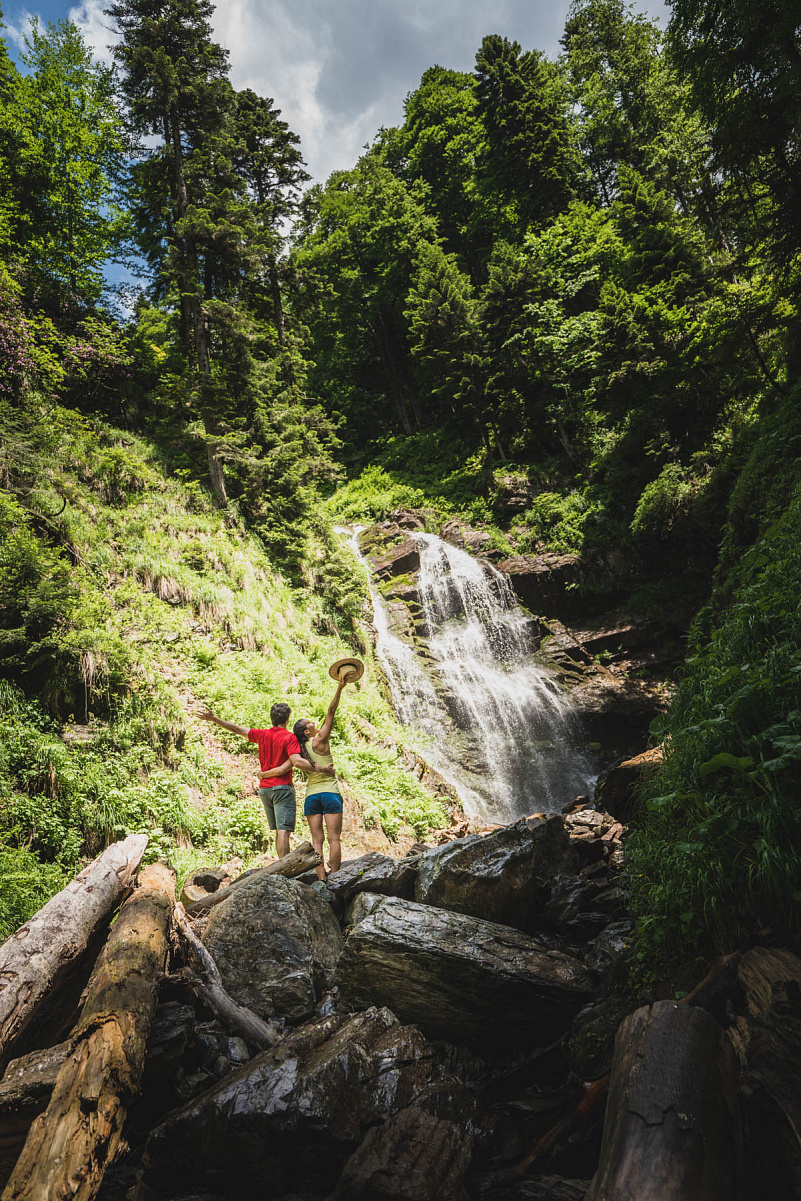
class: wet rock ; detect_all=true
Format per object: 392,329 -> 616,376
413,816 -> 578,932
594,746 -> 663,824
326,853 -> 418,911
569,675 -> 667,764
568,995 -> 632,1081
344,891 -> 387,927
329,1105 -> 472,1200
141,1008 -> 477,1199
389,509 -> 425,531
493,473 -> 532,515
0,1040 -> 70,1186
371,538 -> 421,580
202,874 -> 342,1022
491,1179 -> 588,1201
142,1002 -> 196,1090
495,553 -> 583,618
336,898 -> 594,1049
584,920 -> 633,978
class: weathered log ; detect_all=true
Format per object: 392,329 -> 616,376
585,1000 -> 741,1201
184,842 -> 322,915
0,834 -> 148,1070
173,903 -> 281,1051
2,862 -> 175,1201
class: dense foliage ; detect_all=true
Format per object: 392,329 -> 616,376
0,0 -> 799,974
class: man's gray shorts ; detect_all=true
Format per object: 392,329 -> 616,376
258,785 -> 296,831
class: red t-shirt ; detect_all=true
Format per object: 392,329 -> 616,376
248,727 -> 301,788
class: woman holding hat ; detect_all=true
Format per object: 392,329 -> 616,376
293,659 -> 363,879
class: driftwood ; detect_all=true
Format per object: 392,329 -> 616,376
0,833 -> 148,1070
2,862 -> 175,1201
173,903 -> 282,1051
585,1000 -> 741,1201
185,842 -> 322,915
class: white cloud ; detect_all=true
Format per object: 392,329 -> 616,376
4,9 -> 39,54
68,0 -> 118,64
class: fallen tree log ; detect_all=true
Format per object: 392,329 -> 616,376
0,1041 -> 70,1191
2,862 -> 175,1201
173,903 -> 282,1051
585,1000 -> 741,1201
0,834 -> 148,1070
185,842 -> 322,916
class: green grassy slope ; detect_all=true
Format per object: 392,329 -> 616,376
0,404 -> 447,940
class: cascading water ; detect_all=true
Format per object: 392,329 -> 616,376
343,527 -> 595,824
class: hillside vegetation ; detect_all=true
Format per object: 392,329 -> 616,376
1,0 -> 800,981
0,402 -> 446,940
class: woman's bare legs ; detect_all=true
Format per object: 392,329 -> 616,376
324,812 -> 343,874
306,813 -> 326,880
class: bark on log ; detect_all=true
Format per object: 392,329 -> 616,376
0,834 -> 148,1070
173,903 -> 282,1051
585,1000 -> 742,1201
2,862 -> 175,1201
0,1042 -> 70,1191
185,843 -> 322,916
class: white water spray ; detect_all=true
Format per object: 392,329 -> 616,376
341,527 -> 594,823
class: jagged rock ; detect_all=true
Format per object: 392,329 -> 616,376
202,875 -> 342,1022
142,1002 -> 196,1090
389,509 -> 425,531
336,898 -> 594,1048
0,1041 -> 70,1188
493,473 -> 532,515
495,553 -> 583,617
567,995 -> 633,1081
326,853 -> 418,911
584,920 -> 633,978
413,816 -> 578,932
371,538 -> 421,580
344,891 -> 387,927
140,1008 -> 478,1198
329,1104 -> 472,1200
594,746 -> 663,824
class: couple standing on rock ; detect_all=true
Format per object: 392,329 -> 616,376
198,660 -> 362,879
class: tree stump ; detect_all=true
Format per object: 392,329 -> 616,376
586,1000 -> 742,1201
0,834 -> 148,1070
2,862 -> 175,1201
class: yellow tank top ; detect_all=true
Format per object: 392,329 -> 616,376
303,740 -> 342,799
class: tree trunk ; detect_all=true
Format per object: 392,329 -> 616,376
0,834 -> 148,1071
586,1000 -> 742,1201
2,863 -> 175,1201
173,903 -> 282,1051
184,842 -> 322,916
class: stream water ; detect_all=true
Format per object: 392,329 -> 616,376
343,528 -> 594,824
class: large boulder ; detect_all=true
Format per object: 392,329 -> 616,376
326,852 -> 418,911
414,816 -> 578,932
336,898 -> 594,1049
594,745 -> 663,823
329,1105 -> 472,1201
140,1008 -> 478,1199
202,874 -> 342,1022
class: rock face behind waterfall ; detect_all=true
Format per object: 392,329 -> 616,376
414,814 -> 579,931
202,874 -> 342,1021
335,896 -> 595,1047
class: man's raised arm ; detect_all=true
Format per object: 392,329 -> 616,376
197,708 -> 250,739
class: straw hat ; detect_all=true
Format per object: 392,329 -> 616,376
329,657 -> 365,683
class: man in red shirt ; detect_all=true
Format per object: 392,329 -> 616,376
198,701 -> 331,857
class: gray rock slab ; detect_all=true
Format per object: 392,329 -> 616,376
202,874 -> 342,1022
414,816 -> 578,931
326,852 -> 418,911
336,898 -> 595,1048
343,891 -> 388,927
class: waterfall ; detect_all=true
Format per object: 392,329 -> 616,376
342,527 -> 594,824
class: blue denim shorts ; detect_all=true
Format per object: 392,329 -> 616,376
259,785 -> 296,831
304,791 -> 343,817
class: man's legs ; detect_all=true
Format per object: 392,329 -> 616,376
266,786 -> 296,859
306,813 -> 326,880
275,829 -> 291,857
324,811 -> 343,874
